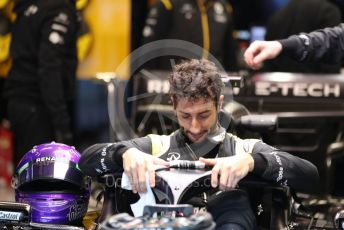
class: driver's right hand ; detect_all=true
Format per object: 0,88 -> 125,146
122,148 -> 168,193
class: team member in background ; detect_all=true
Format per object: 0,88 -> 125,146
4,0 -> 78,165
79,59 -> 319,230
244,24 -> 344,70
141,0 -> 239,71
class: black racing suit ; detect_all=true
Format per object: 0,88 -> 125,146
4,0 -> 78,162
279,23 -> 344,65
79,127 -> 319,229
141,0 -> 238,71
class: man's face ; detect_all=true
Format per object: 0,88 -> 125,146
175,97 -> 220,143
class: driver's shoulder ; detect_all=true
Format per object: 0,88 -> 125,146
147,132 -> 175,157
225,132 -> 261,154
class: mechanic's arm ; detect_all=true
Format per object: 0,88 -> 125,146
38,6 -> 78,144
245,23 -> 344,69
249,142 -> 319,192
280,23 -> 344,64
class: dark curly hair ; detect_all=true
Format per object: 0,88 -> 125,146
169,59 -> 224,108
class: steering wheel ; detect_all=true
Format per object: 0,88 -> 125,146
153,167 -> 213,205
99,162 -> 218,230
152,163 -> 289,205
97,160 -> 292,229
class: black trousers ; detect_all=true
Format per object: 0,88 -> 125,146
7,100 -> 54,165
216,223 -> 245,230
207,190 -> 256,230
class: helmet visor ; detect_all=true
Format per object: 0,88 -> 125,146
16,160 -> 86,190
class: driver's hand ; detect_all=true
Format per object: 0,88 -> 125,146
122,148 -> 168,193
244,40 -> 283,70
199,154 -> 254,191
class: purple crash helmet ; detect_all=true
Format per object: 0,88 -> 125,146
12,142 -> 91,225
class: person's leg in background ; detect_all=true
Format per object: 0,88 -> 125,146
7,100 -> 54,166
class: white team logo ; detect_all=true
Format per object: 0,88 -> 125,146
24,5 -> 38,17
49,32 -> 64,44
148,8 -> 158,17
54,13 -> 69,25
214,3 -> 227,23
167,152 -> 181,161
180,3 -> 194,20
143,26 -> 153,37
214,2 -> 224,15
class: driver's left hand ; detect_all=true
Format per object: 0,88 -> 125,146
199,154 -> 254,191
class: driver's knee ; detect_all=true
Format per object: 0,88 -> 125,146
207,190 -> 256,230
216,223 -> 245,230
213,213 -> 256,230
